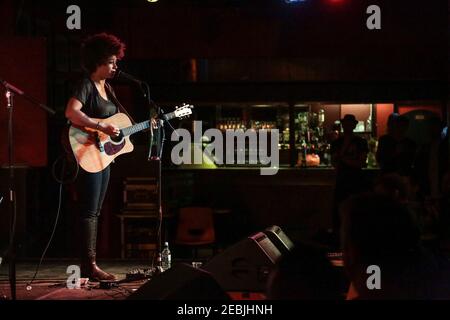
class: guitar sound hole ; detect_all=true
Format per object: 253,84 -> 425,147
104,139 -> 126,156
110,131 -> 124,143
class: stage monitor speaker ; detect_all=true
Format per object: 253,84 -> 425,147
263,225 -> 295,255
127,263 -> 230,300
203,232 -> 282,292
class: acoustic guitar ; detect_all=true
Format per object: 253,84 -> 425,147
67,104 -> 193,173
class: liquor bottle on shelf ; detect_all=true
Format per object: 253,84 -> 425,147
301,140 -> 308,167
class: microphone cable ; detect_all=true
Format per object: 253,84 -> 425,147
25,153 -> 78,290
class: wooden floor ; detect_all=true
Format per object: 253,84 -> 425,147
0,260 -> 161,300
0,259 -> 267,300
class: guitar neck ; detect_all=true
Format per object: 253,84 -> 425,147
120,111 -> 176,137
121,120 -> 150,137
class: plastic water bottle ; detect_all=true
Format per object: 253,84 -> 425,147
161,242 -> 171,272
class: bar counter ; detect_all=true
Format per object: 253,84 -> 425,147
162,165 -> 380,244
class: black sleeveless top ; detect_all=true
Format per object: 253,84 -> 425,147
72,78 -> 118,119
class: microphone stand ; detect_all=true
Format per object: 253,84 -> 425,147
141,81 -> 178,273
117,73 -> 179,274
148,117 -> 164,273
141,81 -> 165,273
0,78 -> 55,300
148,106 -> 180,274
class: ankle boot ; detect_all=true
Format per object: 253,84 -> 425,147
81,256 -> 117,281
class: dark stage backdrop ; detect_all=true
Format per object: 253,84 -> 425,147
0,37 -> 48,167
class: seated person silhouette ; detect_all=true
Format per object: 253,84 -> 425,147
341,193 -> 450,299
374,173 -> 410,204
266,242 -> 343,300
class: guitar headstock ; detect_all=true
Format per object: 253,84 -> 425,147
174,103 -> 194,119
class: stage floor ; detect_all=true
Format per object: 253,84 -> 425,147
0,259 -> 166,300
0,259 -> 267,300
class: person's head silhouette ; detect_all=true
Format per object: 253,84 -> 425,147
266,242 -> 343,300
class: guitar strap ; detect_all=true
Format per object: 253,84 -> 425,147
105,82 -> 136,124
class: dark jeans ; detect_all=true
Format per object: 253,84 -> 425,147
76,166 -> 110,259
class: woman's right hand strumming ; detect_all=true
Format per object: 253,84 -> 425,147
98,122 -> 120,137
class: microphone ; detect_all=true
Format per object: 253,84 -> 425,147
115,70 -> 143,84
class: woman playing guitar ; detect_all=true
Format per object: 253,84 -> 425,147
65,33 -> 156,281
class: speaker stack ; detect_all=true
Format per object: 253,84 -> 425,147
128,226 -> 294,299
203,226 -> 294,292
263,225 -> 295,255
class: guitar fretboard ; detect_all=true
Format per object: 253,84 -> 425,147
119,109 -> 180,137
121,120 -> 150,136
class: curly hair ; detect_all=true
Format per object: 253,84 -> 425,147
80,33 -> 126,74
